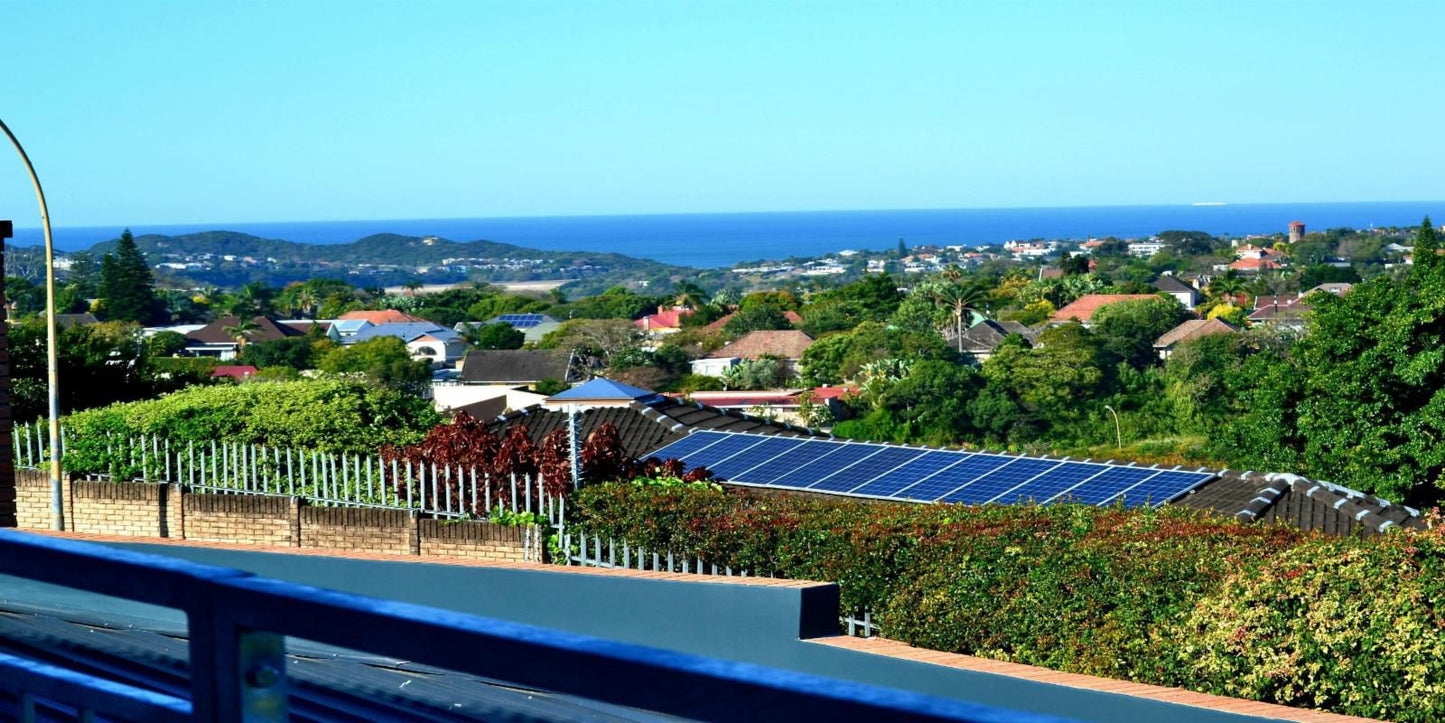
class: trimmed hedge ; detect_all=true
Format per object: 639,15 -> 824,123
62,379 -> 441,471
569,483 -> 1445,722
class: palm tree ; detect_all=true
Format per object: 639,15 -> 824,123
931,267 -> 988,353
224,317 -> 261,351
1205,271 -> 1246,304
673,280 -> 709,310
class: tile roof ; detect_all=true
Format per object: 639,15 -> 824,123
954,320 -> 1037,352
337,309 -> 429,324
349,322 -> 459,344
211,365 -> 258,379
489,397 -> 827,460
1229,258 -> 1283,271
1049,294 -> 1159,323
1153,318 -> 1237,348
703,309 -> 805,333
704,330 -> 814,360
1172,472 -> 1422,535
634,308 -> 692,330
185,316 -> 307,344
1152,275 -> 1197,294
461,350 -> 571,384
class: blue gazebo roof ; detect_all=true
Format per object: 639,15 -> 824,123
547,378 -> 659,403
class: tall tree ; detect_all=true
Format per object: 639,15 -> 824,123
1415,215 -> 1439,267
98,229 -> 158,324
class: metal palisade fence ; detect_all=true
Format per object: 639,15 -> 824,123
16,421 -> 566,554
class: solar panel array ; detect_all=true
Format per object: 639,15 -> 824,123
649,431 -> 1215,508
496,314 -> 547,329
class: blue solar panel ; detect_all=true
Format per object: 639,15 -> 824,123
993,462 -> 1109,505
497,314 -> 546,329
774,443 -> 882,489
644,432 -> 1218,509
707,437 -> 807,478
734,439 -> 846,484
1116,470 -> 1211,507
938,458 -> 1061,504
809,446 -> 927,494
645,433 -> 727,461
1053,467 -> 1158,505
850,451 -> 965,497
892,453 -> 1013,501
679,434 -> 773,469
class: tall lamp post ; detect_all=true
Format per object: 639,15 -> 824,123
0,118 -> 63,530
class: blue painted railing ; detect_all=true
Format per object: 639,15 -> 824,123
0,531 -> 1072,723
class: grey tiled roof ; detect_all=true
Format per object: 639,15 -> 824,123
1170,472 -> 1422,535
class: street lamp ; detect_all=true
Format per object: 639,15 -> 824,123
1103,404 -> 1122,452
1,118 -> 63,530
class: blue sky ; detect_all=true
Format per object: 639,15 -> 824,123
2,0 -> 1442,228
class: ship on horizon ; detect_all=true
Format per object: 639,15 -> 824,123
1191,201 -> 1228,206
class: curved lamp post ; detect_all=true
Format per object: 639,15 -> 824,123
1103,404 -> 1122,452
0,118 -> 63,530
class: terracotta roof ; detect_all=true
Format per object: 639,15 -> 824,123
704,330 -> 814,360
1153,319 -> 1237,348
1048,294 -> 1159,323
634,308 -> 692,330
1229,258 -> 1283,271
703,309 -> 804,333
185,316 -> 307,344
336,309 -> 428,324
211,365 -> 258,379
489,397 -> 828,460
805,386 -> 858,401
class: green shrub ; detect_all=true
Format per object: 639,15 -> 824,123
62,379 -> 441,473
565,483 -> 1445,719
1174,525 -> 1445,721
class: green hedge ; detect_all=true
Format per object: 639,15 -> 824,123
568,484 -> 1445,721
62,379 -> 441,473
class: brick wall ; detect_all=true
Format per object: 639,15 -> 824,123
14,468 -> 56,530
420,518 -> 528,562
70,479 -> 166,537
184,493 -> 296,546
300,506 -> 415,556
8,474 -> 531,563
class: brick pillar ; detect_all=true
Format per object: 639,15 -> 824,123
288,496 -> 302,546
0,221 -> 13,528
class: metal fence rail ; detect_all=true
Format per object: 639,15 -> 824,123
0,530 -> 1061,723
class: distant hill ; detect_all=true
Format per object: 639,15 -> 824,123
27,230 -> 709,294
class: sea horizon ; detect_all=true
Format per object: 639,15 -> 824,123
9,200 -> 1442,269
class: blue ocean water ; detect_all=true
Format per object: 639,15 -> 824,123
10,202 -> 1442,269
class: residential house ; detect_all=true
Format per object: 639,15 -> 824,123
55,313 -> 100,328
184,316 -> 307,360
672,387 -> 855,427
1127,241 -> 1167,258
1153,318 -> 1238,359
1048,294 -> 1163,326
1248,295 -> 1312,328
1152,275 -> 1200,310
211,365 -> 259,380
462,313 -> 562,345
691,330 -> 815,379
348,322 -> 467,365
326,319 -> 373,342
635,307 -> 692,336
1227,257 -> 1283,274
703,309 -> 804,334
336,309 -> 429,325
949,320 -> 1038,362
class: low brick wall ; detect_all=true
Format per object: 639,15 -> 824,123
420,518 -> 528,562
185,493 -> 296,546
301,506 -> 415,556
70,479 -> 168,537
14,468 -> 60,530
3,476 -> 531,563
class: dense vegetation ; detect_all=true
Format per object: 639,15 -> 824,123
61,380 -> 439,460
568,483 -> 1445,722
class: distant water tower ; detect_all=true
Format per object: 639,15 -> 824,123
1288,220 -> 1305,243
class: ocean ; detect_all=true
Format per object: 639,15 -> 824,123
9,201 -> 1442,269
